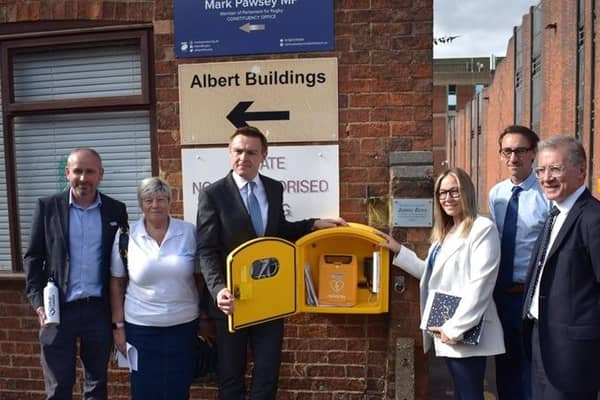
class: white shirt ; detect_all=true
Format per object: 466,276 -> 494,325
232,172 -> 268,232
528,185 -> 586,319
110,217 -> 199,327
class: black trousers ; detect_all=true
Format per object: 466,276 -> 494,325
215,318 -> 284,400
531,321 -> 598,400
39,298 -> 112,400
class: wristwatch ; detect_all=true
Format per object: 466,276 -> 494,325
112,321 -> 125,330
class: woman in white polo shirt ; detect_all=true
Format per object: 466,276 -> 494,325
110,177 -> 201,399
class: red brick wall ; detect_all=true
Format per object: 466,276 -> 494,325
432,84 -> 447,114
432,115 -> 446,174
480,37 -> 516,213
594,0 -> 600,196
452,0 -> 600,208
0,279 -> 45,400
433,84 -> 447,175
457,103 -> 472,176
456,85 -> 474,111
0,0 -> 433,399
540,0 -> 577,139
583,0 -> 599,196
519,12 -> 532,128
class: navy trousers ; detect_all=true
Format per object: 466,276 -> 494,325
39,298 -> 112,400
443,356 -> 487,400
125,319 -> 198,400
215,317 -> 284,400
494,290 -> 531,400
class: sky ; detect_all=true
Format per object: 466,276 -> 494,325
434,0 -> 539,58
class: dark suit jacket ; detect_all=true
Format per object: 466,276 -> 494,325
24,190 -> 128,311
523,189 -> 600,392
196,172 -> 315,318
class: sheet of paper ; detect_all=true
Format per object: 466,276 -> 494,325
116,342 -> 138,371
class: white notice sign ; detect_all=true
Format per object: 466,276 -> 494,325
182,145 -> 339,224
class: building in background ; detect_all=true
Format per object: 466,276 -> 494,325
433,56 -> 501,177
449,0 -> 599,211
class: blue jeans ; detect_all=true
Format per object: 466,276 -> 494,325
126,319 -> 198,400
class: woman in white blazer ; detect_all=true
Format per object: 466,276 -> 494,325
380,168 -> 504,400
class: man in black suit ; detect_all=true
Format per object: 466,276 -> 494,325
523,135 -> 600,400
196,126 -> 344,399
24,148 -> 128,399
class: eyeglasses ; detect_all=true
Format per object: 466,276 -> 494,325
499,147 -> 532,158
534,165 -> 567,178
438,188 -> 461,199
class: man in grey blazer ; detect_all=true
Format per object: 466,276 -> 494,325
196,126 -> 344,399
24,148 -> 128,399
523,135 -> 600,400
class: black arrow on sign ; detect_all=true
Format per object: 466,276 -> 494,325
226,101 -> 290,128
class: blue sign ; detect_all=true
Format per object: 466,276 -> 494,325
174,0 -> 334,58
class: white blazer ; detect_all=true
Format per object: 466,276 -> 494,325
393,216 -> 505,358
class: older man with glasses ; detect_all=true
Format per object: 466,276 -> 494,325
488,125 -> 550,400
522,135 -> 600,400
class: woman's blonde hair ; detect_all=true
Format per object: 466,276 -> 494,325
430,168 -> 478,243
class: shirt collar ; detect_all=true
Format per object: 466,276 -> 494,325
135,216 -> 182,240
513,170 -> 537,190
516,171 -> 538,190
555,185 -> 586,213
232,171 -> 261,190
69,190 -> 101,210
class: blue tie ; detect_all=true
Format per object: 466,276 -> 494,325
498,186 -> 522,289
247,181 -> 264,236
523,205 -> 560,317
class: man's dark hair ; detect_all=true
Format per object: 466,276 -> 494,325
498,125 -> 539,149
230,126 -> 268,151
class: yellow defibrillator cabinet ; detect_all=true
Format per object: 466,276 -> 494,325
226,223 -> 390,332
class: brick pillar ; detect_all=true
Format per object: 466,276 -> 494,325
388,151 -> 434,400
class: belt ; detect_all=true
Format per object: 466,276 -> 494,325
67,296 -> 103,305
505,283 -> 526,294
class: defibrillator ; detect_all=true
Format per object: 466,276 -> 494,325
317,253 -> 358,306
